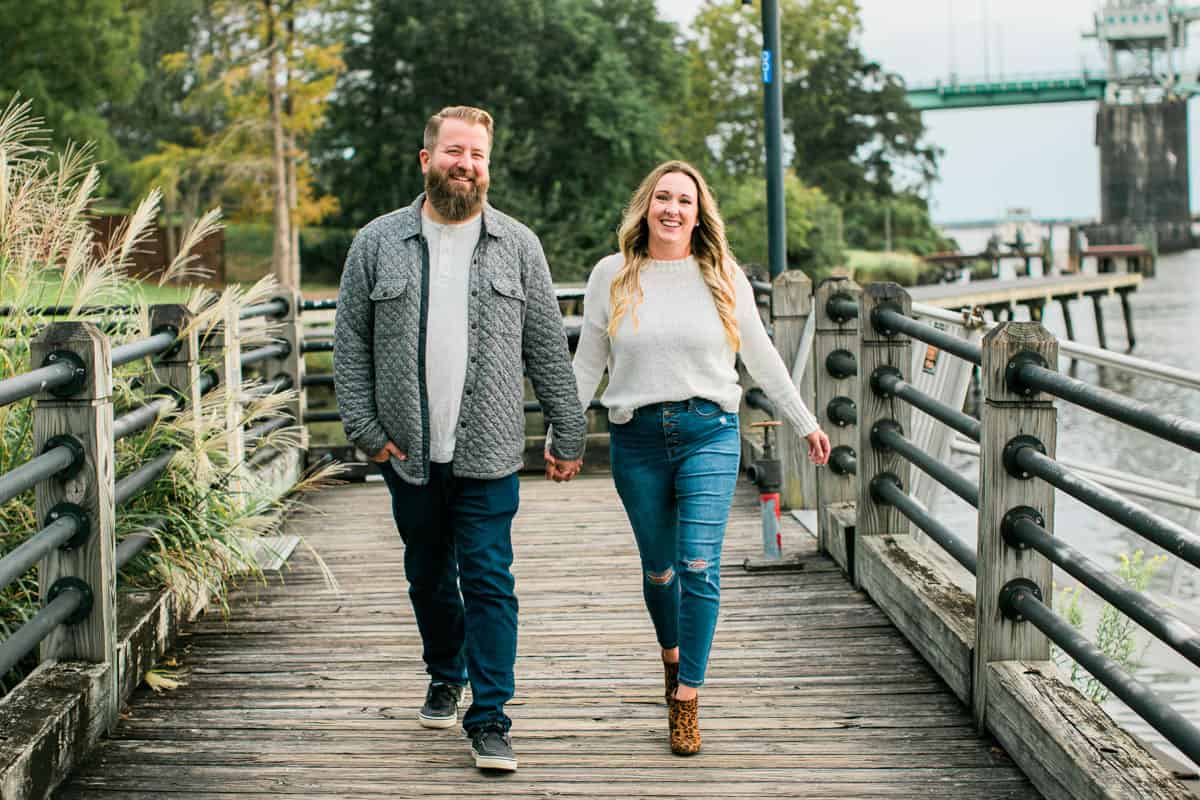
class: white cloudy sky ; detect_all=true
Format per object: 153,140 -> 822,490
655,1 -> 1200,222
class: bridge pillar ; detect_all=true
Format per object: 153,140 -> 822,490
1096,101 -> 1192,251
974,322 -> 1058,730
854,283 -> 913,587
770,271 -> 815,511
200,301 -> 245,507
812,277 -> 861,571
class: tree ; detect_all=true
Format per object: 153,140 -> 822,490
0,0 -> 143,160
319,0 -> 685,279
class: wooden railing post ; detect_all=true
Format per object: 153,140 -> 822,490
974,322 -> 1058,728
263,287 -> 307,451
30,322 -> 117,729
148,304 -> 201,448
770,270 -> 816,510
855,283 -> 913,585
200,302 -> 245,504
812,277 -> 861,571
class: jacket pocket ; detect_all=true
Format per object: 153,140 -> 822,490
370,277 -> 408,302
490,276 -> 525,303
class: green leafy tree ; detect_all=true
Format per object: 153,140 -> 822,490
319,0 -> 684,279
0,0 -> 143,159
843,193 -> 954,255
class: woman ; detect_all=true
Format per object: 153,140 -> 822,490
553,160 -> 832,755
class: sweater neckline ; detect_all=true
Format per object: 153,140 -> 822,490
646,255 -> 697,273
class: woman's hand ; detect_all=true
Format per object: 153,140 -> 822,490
805,429 -> 831,466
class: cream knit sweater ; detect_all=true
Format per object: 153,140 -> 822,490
572,253 -> 819,436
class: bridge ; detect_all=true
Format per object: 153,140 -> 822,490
0,272 -> 1197,798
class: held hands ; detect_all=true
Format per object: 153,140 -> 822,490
369,441 -> 408,463
543,445 -> 582,482
806,429 -> 832,466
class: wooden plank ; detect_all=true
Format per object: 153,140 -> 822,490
770,270 -> 816,509
986,661 -> 1191,799
855,535 -> 975,704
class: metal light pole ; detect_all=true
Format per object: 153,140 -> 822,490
759,0 -> 787,279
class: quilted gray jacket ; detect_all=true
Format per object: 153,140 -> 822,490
333,194 -> 587,485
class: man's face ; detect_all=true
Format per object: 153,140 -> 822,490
420,118 -> 491,222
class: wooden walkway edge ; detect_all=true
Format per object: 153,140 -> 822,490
56,476 -> 1039,799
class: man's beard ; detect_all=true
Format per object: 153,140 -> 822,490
425,165 -> 487,221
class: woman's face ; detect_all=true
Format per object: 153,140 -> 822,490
646,171 -> 699,256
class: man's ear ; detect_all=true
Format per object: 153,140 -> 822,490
418,149 -> 431,174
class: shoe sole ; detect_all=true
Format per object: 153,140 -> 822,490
417,712 -> 458,729
473,752 -> 517,771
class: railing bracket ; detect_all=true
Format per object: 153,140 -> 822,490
46,577 -> 94,625
43,434 -> 86,479
41,350 -> 87,398
46,502 -> 90,550
1003,435 -> 1046,480
1005,350 -> 1050,397
998,578 -> 1042,622
1001,506 -> 1044,550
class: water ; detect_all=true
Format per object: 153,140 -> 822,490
926,250 -> 1200,770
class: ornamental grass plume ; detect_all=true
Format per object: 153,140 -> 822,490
0,96 -> 342,694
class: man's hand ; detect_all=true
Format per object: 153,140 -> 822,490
369,441 -> 408,463
806,429 -> 832,466
543,445 -> 582,482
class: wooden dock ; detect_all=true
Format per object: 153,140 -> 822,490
910,272 -> 1141,309
56,476 -> 1039,799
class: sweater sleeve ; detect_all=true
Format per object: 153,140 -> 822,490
571,257 -> 613,410
735,270 -> 820,437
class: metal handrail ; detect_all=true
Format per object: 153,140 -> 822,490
830,447 -> 857,476
742,388 -> 776,418
1011,444 -> 1200,569
244,415 -> 292,448
240,342 -> 290,368
302,374 -> 334,388
113,397 -> 176,441
300,298 -> 338,311
873,369 -> 981,442
870,475 -> 977,574
0,361 -> 80,408
1002,584 -> 1200,766
111,330 -> 178,368
1006,515 -> 1200,669
300,340 -> 333,354
872,423 -> 979,508
115,451 -> 176,507
0,586 -> 85,677
0,444 -> 78,506
304,410 -> 340,424
239,298 -> 289,320
1011,362 -> 1200,453
872,307 -> 982,365
246,375 -> 294,399
116,516 -> 169,571
0,514 -> 79,591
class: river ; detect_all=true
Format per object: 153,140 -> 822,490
925,249 -> 1200,771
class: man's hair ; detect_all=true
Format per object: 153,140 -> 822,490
423,106 -> 494,151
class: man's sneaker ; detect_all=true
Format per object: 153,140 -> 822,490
469,725 -> 518,771
418,681 -> 464,729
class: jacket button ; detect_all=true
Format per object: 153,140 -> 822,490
465,388 -> 473,395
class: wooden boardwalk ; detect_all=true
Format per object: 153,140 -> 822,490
56,476 -> 1039,799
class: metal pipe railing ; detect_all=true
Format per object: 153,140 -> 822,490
874,369 -> 981,442
0,515 -> 79,591
110,330 -> 178,368
113,397 -> 176,441
244,415 -> 292,448
743,388 -> 776,418
246,375 -> 294,399
827,295 -> 859,322
303,374 -> 334,388
830,447 -> 857,476
115,516 -> 169,571
1012,444 -> 1200,569
115,451 -> 176,507
0,445 -> 78,506
873,306 -> 982,365
0,587 -> 85,677
1012,361 -> 1200,454
300,298 -> 338,311
1002,584 -> 1200,767
0,361 -> 80,408
873,424 -> 979,507
524,400 -> 606,414
304,410 -> 341,424
240,342 -> 291,368
238,298 -> 289,320
300,340 -> 333,354
1007,516 -> 1200,669
870,475 -> 978,573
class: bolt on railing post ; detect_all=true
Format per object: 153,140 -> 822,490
201,302 -> 245,506
974,321 -> 1058,729
855,283 -> 913,586
812,277 -> 861,565
770,270 -> 816,510
262,287 -> 307,452
30,321 -> 118,729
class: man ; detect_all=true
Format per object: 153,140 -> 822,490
334,106 -> 586,772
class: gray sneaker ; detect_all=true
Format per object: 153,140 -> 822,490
469,726 -> 517,771
418,681 -> 464,729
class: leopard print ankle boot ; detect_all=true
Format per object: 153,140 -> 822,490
667,694 -> 701,756
663,660 -> 679,704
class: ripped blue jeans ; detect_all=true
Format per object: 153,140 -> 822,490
609,398 -> 741,688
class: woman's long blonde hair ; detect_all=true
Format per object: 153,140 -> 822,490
607,160 -> 741,351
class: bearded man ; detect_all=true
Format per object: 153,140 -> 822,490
334,105 -> 586,772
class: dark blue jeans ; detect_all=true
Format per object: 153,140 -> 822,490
378,461 -> 519,733
609,398 -> 741,688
